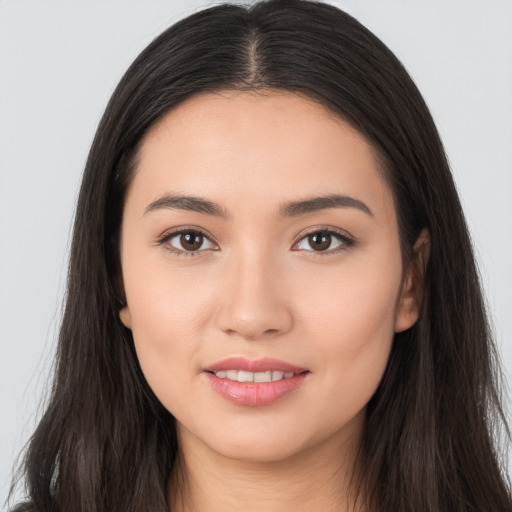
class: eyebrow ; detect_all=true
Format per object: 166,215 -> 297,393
144,193 -> 373,218
145,194 -> 229,217
280,194 -> 373,217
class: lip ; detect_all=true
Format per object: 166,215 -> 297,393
203,356 -> 308,374
203,357 -> 309,407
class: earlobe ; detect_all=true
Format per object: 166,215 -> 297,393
114,267 -> 131,328
119,306 -> 132,329
395,228 -> 430,333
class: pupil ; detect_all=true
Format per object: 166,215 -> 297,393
310,232 -> 331,251
181,232 -> 203,251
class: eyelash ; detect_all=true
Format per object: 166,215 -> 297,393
295,226 -> 355,256
157,227 -> 215,258
156,226 -> 355,258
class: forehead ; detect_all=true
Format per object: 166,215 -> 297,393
130,90 -> 395,223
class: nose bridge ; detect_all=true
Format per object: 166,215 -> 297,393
215,243 -> 293,340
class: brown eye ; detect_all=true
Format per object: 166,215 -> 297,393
180,232 -> 203,251
295,229 -> 353,253
162,229 -> 217,255
307,232 -> 331,251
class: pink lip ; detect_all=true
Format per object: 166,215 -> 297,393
203,357 -> 309,407
203,357 -> 307,374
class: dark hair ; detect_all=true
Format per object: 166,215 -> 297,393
10,1 -> 511,510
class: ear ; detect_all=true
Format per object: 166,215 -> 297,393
119,305 -> 132,330
395,228 -> 430,333
113,261 -> 131,329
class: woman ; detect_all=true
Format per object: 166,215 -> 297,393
9,0 -> 511,510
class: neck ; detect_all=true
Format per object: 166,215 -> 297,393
168,424 -> 365,512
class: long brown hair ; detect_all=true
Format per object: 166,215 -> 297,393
10,1 -> 511,510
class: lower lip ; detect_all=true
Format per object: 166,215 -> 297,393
204,372 -> 309,407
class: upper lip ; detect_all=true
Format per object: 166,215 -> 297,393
203,357 -> 308,374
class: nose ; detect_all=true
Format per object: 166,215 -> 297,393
214,251 -> 293,341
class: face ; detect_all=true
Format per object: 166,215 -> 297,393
119,90 -> 423,463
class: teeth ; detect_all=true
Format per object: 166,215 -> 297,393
254,371 -> 272,383
213,370 -> 299,382
238,370 -> 253,382
226,370 -> 238,381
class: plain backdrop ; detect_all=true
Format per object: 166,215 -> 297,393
1,0 -> 511,507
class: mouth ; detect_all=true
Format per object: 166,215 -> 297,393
208,369 -> 306,383
203,357 -> 310,407
203,356 -> 308,374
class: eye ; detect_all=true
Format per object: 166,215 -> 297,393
294,228 -> 354,254
158,228 -> 217,256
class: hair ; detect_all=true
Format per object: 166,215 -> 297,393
9,1 -> 511,511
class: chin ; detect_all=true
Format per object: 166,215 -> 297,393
214,437 -> 307,464
178,416 -> 311,464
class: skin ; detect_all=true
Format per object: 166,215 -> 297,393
119,90 -> 428,512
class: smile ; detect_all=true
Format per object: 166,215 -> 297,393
212,370 -> 298,382
203,357 -> 310,406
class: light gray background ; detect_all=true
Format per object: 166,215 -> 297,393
1,0 -> 511,507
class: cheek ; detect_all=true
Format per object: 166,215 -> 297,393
122,257 -> 217,399
321,272 -> 399,339
298,253 -> 401,410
